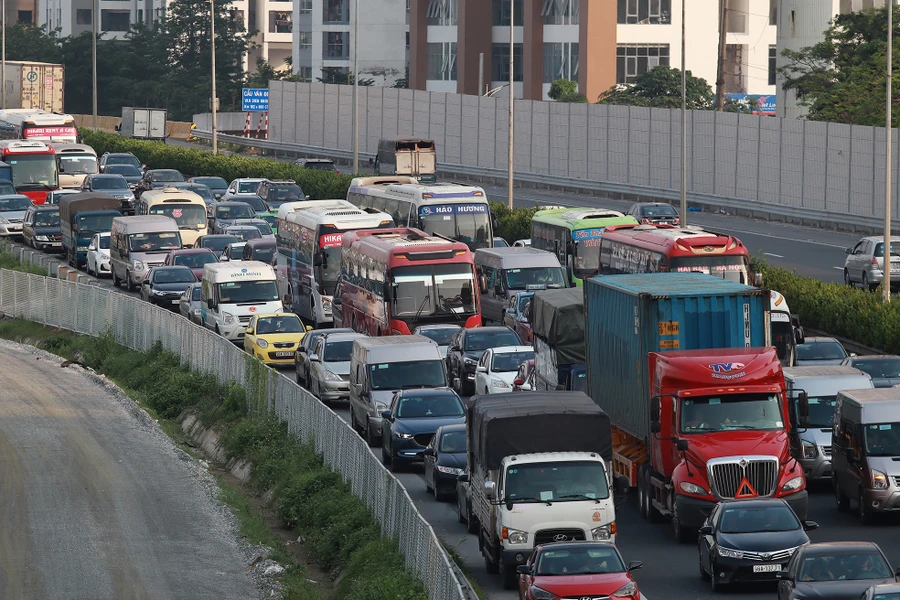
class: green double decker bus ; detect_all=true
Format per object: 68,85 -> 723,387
531,207 -> 638,286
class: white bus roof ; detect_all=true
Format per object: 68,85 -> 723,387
349,176 -> 418,188
51,143 -> 96,155
0,140 -> 52,152
203,261 -> 276,283
349,180 -> 487,201
284,204 -> 394,230
0,110 -> 74,126
275,199 -> 354,220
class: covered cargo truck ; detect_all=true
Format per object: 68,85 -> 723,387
120,108 -> 167,141
463,391 -> 615,590
1,62 -> 65,113
59,193 -> 122,268
584,273 -> 808,544
529,287 -> 586,392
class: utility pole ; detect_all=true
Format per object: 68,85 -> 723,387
92,0 -> 98,130
886,0 -> 894,303
352,0 -> 359,173
507,0 -> 514,210
211,0 -> 218,155
680,0 -> 687,225
714,0 -> 728,111
1,0 -> 6,111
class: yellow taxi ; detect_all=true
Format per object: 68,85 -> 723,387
243,313 -> 311,366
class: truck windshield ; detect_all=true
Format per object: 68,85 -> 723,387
7,154 -> 58,190
505,461 -> 610,503
216,280 -> 279,304
503,267 -> 566,290
681,394 -> 784,433
367,360 -> 446,390
864,423 -> 900,457
77,213 -> 116,234
802,395 -> 837,428
670,255 -> 750,284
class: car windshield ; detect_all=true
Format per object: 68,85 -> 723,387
149,205 -> 208,230
718,505 -> 800,533
216,204 -> 256,219
802,395 -> 837,428
202,236 -> 239,253
864,423 -> 900,456
90,176 -> 129,190
850,358 -> 900,379
0,196 -> 31,211
106,165 -> 141,177
397,393 -> 464,418
797,341 -> 847,361
107,154 -> 140,168
641,204 -> 678,217
34,210 -> 60,227
250,246 -> 275,263
266,185 -> 304,205
128,232 -> 182,252
417,327 -> 460,346
238,181 -> 262,194
233,196 -> 267,212
493,238 -> 509,247
7,155 -> 58,190
391,264 -> 478,319
77,213 -> 115,233
798,552 -> 891,582
323,340 -> 354,361
152,268 -> 195,284
681,394 -> 785,433
535,546 -> 624,576
503,266 -> 566,290
367,360 -> 446,390
216,280 -> 279,303
439,430 -> 467,453
151,171 -> 184,183
251,222 -> 273,236
95,236 -> 110,249
59,155 -> 97,175
256,315 -> 303,334
227,228 -> 261,241
174,252 -> 217,268
492,350 -> 534,372
506,461 -> 611,503
193,177 -> 227,189
464,331 -> 520,351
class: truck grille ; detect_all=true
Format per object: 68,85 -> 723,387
239,316 -> 252,325
821,446 -> 831,458
413,433 -> 434,447
534,528 -> 585,546
707,456 -> 778,499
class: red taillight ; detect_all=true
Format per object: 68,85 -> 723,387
873,257 -> 879,265
641,218 -> 650,224
674,218 -> 680,224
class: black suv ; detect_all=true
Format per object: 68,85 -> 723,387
445,326 -> 522,396
99,152 -> 142,173
256,180 -> 306,210
134,169 -> 186,199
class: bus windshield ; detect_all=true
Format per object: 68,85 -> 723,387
7,154 -> 58,190
575,236 -> 602,275
58,155 -> 97,175
419,205 -> 491,250
149,205 -> 208,230
671,255 -> 750,284
390,263 -> 477,320
216,280 -> 279,304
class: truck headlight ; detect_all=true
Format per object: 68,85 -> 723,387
591,522 -> 615,540
872,469 -> 889,489
34,235 -> 49,241
223,312 -> 234,325
781,476 -> 804,492
503,528 -> 528,545
801,440 -> 818,459
679,481 -> 707,496
256,339 -> 269,349
133,260 -> 144,270
718,547 -> 744,559
612,581 -> 638,597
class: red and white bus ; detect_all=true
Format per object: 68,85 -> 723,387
598,223 -> 759,285
338,227 -> 482,336
0,109 -> 77,143
0,140 -> 59,203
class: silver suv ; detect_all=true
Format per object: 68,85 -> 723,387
843,236 -> 900,291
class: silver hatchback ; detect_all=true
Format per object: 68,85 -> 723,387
844,236 -> 900,290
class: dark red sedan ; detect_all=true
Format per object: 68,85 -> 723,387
518,542 -> 642,600
163,248 -> 219,280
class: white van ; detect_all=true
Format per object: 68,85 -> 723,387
201,261 -> 283,342
110,215 -> 182,291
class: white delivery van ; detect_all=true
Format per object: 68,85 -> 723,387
110,215 -> 182,291
201,261 -> 283,342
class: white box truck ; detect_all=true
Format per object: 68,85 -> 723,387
120,108 -> 167,141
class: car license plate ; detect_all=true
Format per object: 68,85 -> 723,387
275,351 -> 294,358
752,564 -> 781,573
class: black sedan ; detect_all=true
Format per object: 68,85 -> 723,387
445,325 -> 522,396
699,498 -> 817,591
776,542 -> 899,600
188,176 -> 228,199
139,266 -> 197,309
104,164 -> 143,190
842,355 -> 900,388
380,388 -> 466,471
424,423 -> 466,500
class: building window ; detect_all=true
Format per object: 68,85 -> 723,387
298,31 -> 312,49
100,9 -> 131,31
543,42 -> 578,83
616,44 -> 669,83
137,9 -> 143,23
427,42 -> 457,81
492,0 -> 523,26
617,0 -> 671,24
324,0 -> 349,23
76,9 -> 92,25
769,0 -> 777,25
426,0 -> 458,26
324,31 -> 350,59
768,45 -> 776,85
17,10 -> 32,23
298,67 -> 312,81
492,43 -> 523,82
298,0 -> 312,14
269,11 -> 292,33
542,0 -> 578,25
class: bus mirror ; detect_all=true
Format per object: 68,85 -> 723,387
754,272 -> 763,287
383,285 -> 392,302
313,252 -> 322,267
479,275 -> 488,294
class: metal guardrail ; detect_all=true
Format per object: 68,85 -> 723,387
193,130 -> 899,235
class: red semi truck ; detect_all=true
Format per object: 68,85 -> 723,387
584,273 -> 809,543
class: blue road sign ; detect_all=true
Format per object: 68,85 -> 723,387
241,88 -> 269,112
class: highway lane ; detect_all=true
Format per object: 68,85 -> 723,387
0,339 -> 261,600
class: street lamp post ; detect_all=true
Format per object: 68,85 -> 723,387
680,0 -> 687,226
352,0 -> 359,173
92,0 -> 98,130
2,0 -> 6,111
211,0 -> 218,155
507,0 -> 514,210
886,0 -> 894,303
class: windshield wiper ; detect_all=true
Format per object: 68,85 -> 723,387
411,293 -> 431,325
557,493 -> 603,503
437,295 -> 463,320
501,496 -> 552,506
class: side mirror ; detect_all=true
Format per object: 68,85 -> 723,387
309,353 -> 320,362
516,565 -> 531,575
775,571 -> 791,581
484,480 -> 496,499
676,439 -> 689,452
802,520 -> 819,531
850,352 -> 858,357
650,396 -> 661,430
894,566 -> 900,577
245,327 -> 253,335
206,299 -> 213,308
847,448 -> 859,463
845,247 -> 853,254
423,447 -> 435,456
380,410 -> 391,420
798,391 -> 810,427
333,296 -> 342,306
313,252 -> 323,266
627,560 -> 643,572
306,325 -> 313,331
479,275 -> 487,294
476,365 -> 487,373
352,383 -> 363,395
699,525 -> 714,535
753,272 -> 763,287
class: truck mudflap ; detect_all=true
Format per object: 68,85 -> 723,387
783,489 -> 809,520
673,494 -> 716,531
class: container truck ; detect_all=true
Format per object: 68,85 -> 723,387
583,273 -> 809,543
59,193 -> 122,268
529,287 -> 586,392
0,62 -> 65,113
119,108 -> 167,141
462,391 -> 616,589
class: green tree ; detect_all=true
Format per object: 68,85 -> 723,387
4,23 -> 61,63
778,5 -> 895,125
596,66 -> 714,109
317,68 -> 375,86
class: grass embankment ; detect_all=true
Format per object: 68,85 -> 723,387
0,242 -> 48,275
0,318 -> 427,600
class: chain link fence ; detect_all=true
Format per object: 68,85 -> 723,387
0,264 -> 471,600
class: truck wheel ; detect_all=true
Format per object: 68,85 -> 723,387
483,542 -> 499,575
500,562 -> 517,590
456,496 -> 466,524
126,272 -> 135,292
859,491 -> 875,525
833,473 -> 850,511
643,468 -> 663,523
112,270 -> 121,287
466,502 -> 479,534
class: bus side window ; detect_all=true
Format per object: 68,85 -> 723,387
397,200 -> 411,226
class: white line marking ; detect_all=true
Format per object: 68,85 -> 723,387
764,253 -> 784,258
834,266 -> 844,270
